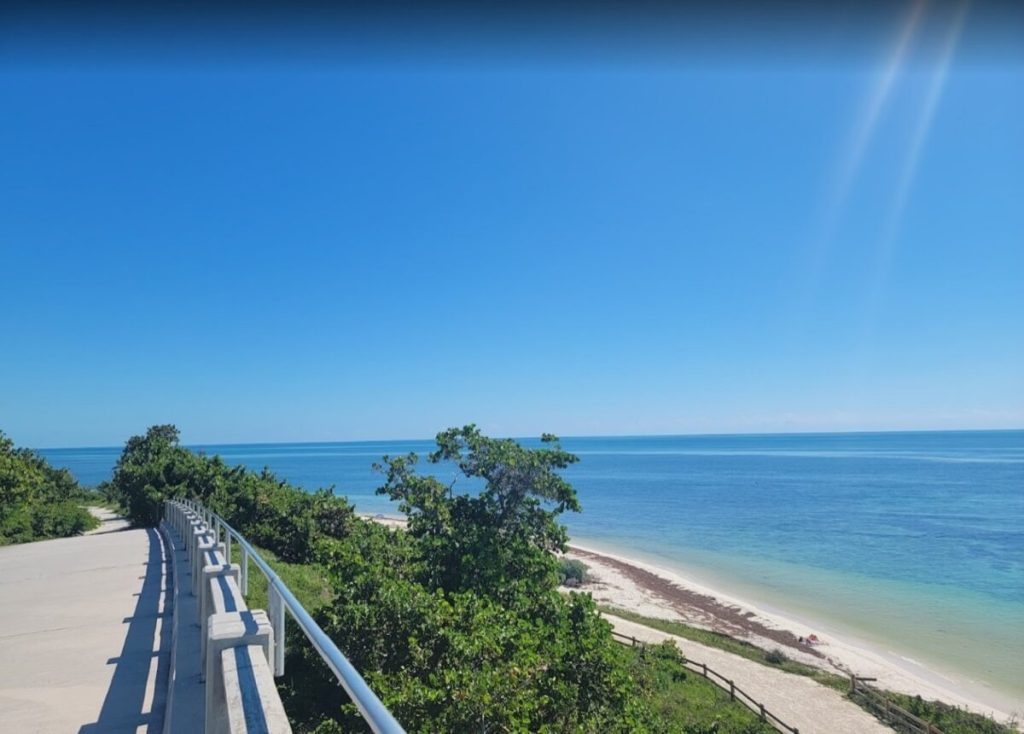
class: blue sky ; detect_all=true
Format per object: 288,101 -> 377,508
2,4 -> 1022,447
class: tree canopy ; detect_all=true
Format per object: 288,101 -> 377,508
375,424 -> 580,604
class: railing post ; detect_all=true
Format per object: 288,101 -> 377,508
701,662 -> 707,678
759,703 -> 765,721
729,680 -> 735,701
269,585 -> 285,676
185,501 -> 407,733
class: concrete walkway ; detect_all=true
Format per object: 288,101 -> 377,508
85,507 -> 133,535
0,517 -> 172,733
606,614 -> 892,734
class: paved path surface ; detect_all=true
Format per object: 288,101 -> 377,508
85,507 -> 133,535
606,614 -> 892,734
0,516 -> 172,733
162,520 -> 204,734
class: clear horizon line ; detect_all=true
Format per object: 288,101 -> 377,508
32,425 -> 1024,452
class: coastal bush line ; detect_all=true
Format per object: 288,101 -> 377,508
105,424 -> 775,733
853,691 -> 1016,734
0,430 -> 98,545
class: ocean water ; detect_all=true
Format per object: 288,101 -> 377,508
40,430 -> 1023,703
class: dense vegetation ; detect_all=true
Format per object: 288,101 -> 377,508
106,424 -> 775,733
104,424 -> 354,563
0,430 -> 98,544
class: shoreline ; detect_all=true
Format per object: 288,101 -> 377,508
564,540 -> 1021,724
357,512 -> 1021,724
356,512 -> 1020,723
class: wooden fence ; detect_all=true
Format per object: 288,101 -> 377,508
612,630 -> 948,734
611,630 -> 800,733
849,676 -> 946,734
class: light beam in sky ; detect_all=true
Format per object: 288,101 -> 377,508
859,1 -> 970,349
797,0 -> 927,310
879,1 -> 971,252
793,0 -> 927,338
824,0 -> 928,233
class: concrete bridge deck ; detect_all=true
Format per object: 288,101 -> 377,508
0,511 -> 171,733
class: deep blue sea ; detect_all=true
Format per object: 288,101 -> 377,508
39,430 -> 1023,701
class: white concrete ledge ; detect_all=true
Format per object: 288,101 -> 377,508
205,611 -> 274,734
222,644 -> 292,734
200,568 -> 244,673
164,501 -> 294,734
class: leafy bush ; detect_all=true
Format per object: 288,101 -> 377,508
559,557 -> 589,587
0,430 -> 97,544
107,425 -> 354,563
764,648 -> 788,665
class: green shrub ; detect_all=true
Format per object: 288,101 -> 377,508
107,425 -> 354,563
0,430 -> 97,544
764,648 -> 787,665
558,557 -> 589,587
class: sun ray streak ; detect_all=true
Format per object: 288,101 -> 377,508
858,0 -> 971,354
881,0 -> 971,250
797,0 -> 927,315
825,0 -> 928,232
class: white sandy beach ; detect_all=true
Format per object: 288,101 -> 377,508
565,541 -> 1022,726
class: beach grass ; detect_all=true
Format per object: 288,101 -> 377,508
625,642 -> 775,733
599,605 -> 847,689
242,546 -> 335,612
601,606 -> 1019,734
866,691 -> 1018,734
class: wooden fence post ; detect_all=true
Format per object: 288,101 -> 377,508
729,680 -> 735,701
701,662 -> 707,678
759,703 -> 765,721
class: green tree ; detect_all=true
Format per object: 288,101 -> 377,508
289,426 -> 653,732
108,424 -> 197,526
316,521 -> 652,733
375,424 -> 580,604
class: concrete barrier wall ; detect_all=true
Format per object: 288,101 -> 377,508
163,500 -> 292,734
222,645 -> 292,734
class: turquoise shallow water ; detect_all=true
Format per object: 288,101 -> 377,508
40,430 -> 1023,701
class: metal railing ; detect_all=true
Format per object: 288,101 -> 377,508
611,630 -> 800,733
179,499 -> 406,734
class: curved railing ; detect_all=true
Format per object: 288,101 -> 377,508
179,499 -> 406,734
